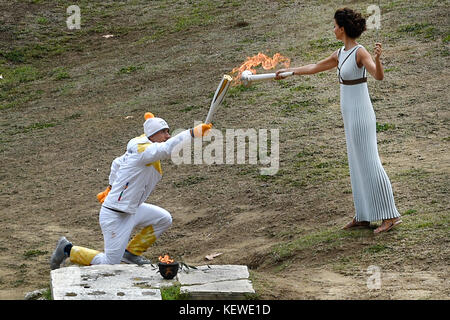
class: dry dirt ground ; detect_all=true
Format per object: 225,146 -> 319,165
0,0 -> 449,299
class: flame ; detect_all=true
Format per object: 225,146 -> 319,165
158,254 -> 174,264
231,52 -> 291,85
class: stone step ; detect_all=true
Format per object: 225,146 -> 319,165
50,264 -> 254,300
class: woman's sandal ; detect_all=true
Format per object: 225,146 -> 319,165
342,217 -> 370,230
374,217 -> 402,234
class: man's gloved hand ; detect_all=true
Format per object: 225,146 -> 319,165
96,185 -> 112,203
191,123 -> 213,138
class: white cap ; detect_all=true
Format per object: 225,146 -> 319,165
143,116 -> 169,137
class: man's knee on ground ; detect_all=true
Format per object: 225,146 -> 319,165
161,211 -> 172,228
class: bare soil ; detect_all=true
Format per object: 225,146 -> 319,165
0,0 -> 448,299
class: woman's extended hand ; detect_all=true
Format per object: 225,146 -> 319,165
275,68 -> 291,80
374,42 -> 382,59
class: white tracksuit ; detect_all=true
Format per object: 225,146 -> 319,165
77,129 -> 192,265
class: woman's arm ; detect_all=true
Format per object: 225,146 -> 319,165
358,43 -> 384,80
275,50 -> 339,79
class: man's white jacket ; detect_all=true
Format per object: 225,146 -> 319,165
103,130 -> 191,214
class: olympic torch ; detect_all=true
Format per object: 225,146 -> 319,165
240,70 -> 294,87
205,74 -> 232,124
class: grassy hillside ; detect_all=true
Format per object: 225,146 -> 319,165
0,0 -> 448,299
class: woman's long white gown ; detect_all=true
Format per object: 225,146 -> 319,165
338,44 -> 401,222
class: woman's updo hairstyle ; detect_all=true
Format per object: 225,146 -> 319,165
334,7 -> 366,39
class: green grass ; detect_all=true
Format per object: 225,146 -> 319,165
160,284 -> 181,300
397,22 -> 438,40
376,122 -> 396,132
6,122 -> 57,135
23,249 -> 48,259
173,176 -> 206,187
41,287 -> 52,300
1,42 -> 67,63
403,209 -> 417,215
181,105 -> 201,112
118,65 -> 142,74
160,284 -> 190,300
36,17 -> 49,25
364,244 -> 390,253
395,168 -> 430,179
308,37 -> 342,51
227,84 -> 257,97
52,67 -> 70,80
172,3 -> 214,32
271,227 -> 369,262
4,65 -> 40,84
289,83 -> 315,92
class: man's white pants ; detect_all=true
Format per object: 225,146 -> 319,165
91,203 -> 172,265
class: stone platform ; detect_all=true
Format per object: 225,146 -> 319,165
50,264 -> 255,300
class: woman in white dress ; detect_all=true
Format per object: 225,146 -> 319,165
276,7 -> 402,234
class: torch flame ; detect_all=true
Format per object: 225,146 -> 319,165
231,52 -> 291,85
158,254 -> 174,264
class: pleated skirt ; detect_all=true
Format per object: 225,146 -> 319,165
340,83 -> 400,222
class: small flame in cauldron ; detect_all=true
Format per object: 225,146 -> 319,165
158,254 -> 174,264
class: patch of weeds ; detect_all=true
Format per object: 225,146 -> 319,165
2,42 -> 67,63
244,292 -> 259,300
289,84 -> 315,92
396,168 -> 430,179
52,67 -> 70,80
397,23 -> 438,40
376,122 -> 395,132
411,221 -> 434,229
256,171 -> 281,182
7,65 -> 40,84
296,149 -> 317,159
403,209 -> 417,215
1,49 -> 26,63
12,279 -> 26,288
227,84 -> 256,97
23,249 -> 48,259
173,176 -> 206,187
281,100 -> 315,115
271,227 -> 368,262
398,23 -> 430,33
277,80 -> 293,89
181,105 -> 201,112
443,34 -> 450,43
41,287 -> 52,300
9,122 -> 57,135
308,37 -> 342,51
173,5 -> 214,32
364,244 -> 390,254
160,284 -> 189,300
295,150 -> 348,184
25,122 -> 56,131
332,255 -> 360,274
36,17 -> 49,25
118,65 -> 142,74
384,67 -> 399,73
235,166 -> 256,176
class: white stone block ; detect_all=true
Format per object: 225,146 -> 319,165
180,279 -> 255,300
50,264 -> 255,300
50,264 -> 174,300
177,265 -> 250,285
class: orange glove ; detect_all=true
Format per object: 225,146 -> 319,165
96,185 -> 111,203
191,123 -> 212,138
